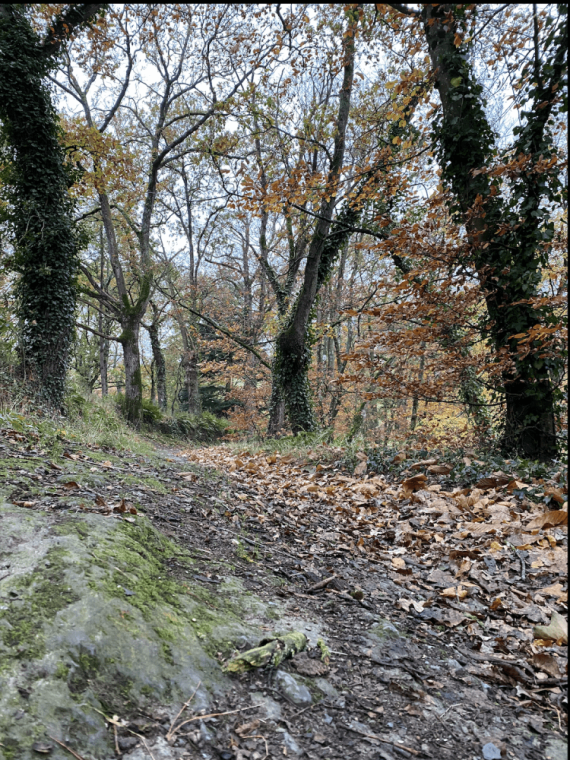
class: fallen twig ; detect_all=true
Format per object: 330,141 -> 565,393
344,725 -> 420,756
48,736 -> 87,760
166,681 -> 201,741
306,574 -> 336,593
172,703 -> 262,733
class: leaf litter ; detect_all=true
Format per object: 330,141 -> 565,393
187,444 -> 567,697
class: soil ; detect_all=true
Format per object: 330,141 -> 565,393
0,430 -> 567,760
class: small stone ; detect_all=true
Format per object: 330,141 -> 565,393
282,730 -> 301,755
118,737 -> 139,750
274,670 -> 312,707
32,742 -> 53,754
482,742 -> 501,760
314,677 -> 338,698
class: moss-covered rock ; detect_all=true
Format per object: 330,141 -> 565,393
0,504 -> 288,760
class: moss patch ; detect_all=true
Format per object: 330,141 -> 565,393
0,504 -> 286,759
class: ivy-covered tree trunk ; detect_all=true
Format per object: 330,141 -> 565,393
267,375 -> 286,436
275,8 -> 359,434
0,4 -> 105,409
419,3 -> 566,460
0,9 -> 76,408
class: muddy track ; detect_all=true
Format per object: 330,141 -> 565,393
0,431 -> 566,760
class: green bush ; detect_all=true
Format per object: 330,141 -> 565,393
157,411 -> 227,442
114,393 -> 162,424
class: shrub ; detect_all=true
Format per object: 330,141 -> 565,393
114,393 -> 162,424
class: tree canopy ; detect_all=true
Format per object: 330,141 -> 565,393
0,3 -> 567,460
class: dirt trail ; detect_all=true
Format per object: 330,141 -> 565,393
0,429 -> 567,760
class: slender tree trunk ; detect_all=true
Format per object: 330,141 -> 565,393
410,351 -> 425,431
150,360 -> 156,404
147,320 -> 167,410
182,349 -> 200,416
275,8 -> 359,434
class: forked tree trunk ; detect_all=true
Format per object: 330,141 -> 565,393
275,8 -> 359,434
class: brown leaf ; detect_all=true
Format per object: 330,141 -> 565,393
354,460 -> 367,476
63,452 -> 79,461
427,464 -> 453,475
544,486 -> 566,506
531,653 -> 561,678
539,582 -> 567,601
410,459 -> 437,470
391,556 -> 406,570
475,475 -> 510,490
49,462 -> 63,471
391,452 -> 406,463
235,719 -> 261,737
101,460 -> 113,468
95,495 -> 106,506
113,499 -> 127,514
526,510 -> 568,530
533,611 -> 568,644
401,473 -> 427,495
441,585 -> 468,600
63,481 -> 80,490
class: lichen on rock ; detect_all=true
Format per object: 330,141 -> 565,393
0,504 -> 291,760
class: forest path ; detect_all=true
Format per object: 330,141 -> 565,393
0,427 -> 566,760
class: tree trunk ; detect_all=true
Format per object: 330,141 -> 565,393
150,360 -> 156,405
0,7 -> 78,409
120,318 -> 143,424
147,320 -> 167,410
275,8 -> 359,434
267,375 -> 286,437
420,3 -> 564,460
410,352 -> 425,431
182,349 -> 200,416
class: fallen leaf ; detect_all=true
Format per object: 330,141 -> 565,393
354,460 -> 367,476
95,495 -> 106,506
427,464 -> 453,475
531,653 -> 561,678
392,556 -> 407,570
476,475 -> 510,490
101,460 -> 113,468
401,473 -> 427,496
410,458 -> 437,470
533,611 -> 568,644
49,462 -> 63,471
236,719 -> 261,737
544,486 -> 566,505
391,452 -> 406,463
526,510 -> 568,530
441,585 -> 468,600
113,499 -> 127,514
31,742 -> 53,754
63,481 -> 80,490
539,582 -> 567,601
